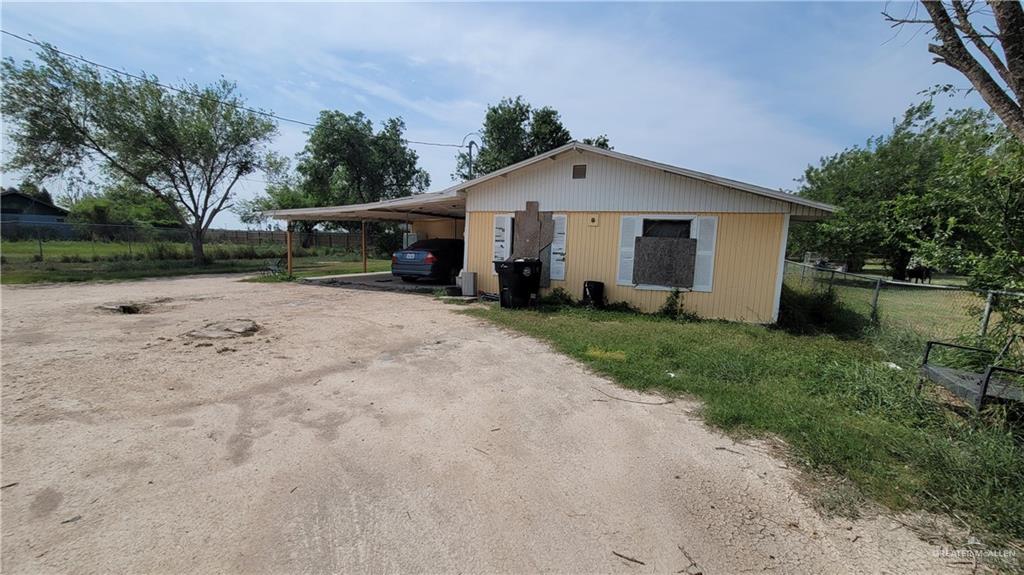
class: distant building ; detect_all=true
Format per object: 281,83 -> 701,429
1,188 -> 71,238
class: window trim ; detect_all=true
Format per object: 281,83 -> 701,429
622,214 -> 697,292
491,213 -> 515,275
550,213 -> 568,281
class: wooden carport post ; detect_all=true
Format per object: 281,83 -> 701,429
286,221 -> 294,276
361,220 -> 367,273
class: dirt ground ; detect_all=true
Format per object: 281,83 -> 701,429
1,276 -> 968,574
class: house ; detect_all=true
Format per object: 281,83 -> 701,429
266,142 -> 835,323
1,188 -> 71,239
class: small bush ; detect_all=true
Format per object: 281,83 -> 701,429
776,285 -> 869,339
604,300 -> 640,313
539,287 -> 577,308
658,288 -> 700,322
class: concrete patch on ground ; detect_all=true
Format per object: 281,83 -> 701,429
0,276 -> 972,574
185,319 -> 261,339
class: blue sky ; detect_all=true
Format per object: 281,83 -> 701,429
1,2 -> 984,228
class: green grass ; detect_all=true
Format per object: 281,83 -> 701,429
785,265 -> 986,341
244,258 -> 391,282
465,304 -> 1024,545
0,254 -> 391,284
1,238 -> 324,263
0,238 -> 394,284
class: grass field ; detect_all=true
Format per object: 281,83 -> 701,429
467,303 -> 1024,547
0,252 -> 390,284
784,263 -> 987,341
0,238 -> 393,284
1,239 -> 303,263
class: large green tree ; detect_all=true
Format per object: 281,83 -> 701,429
68,180 -> 183,229
454,96 -> 610,180
236,111 -> 429,254
1,44 -> 277,264
793,102 -> 1023,289
793,102 -> 943,277
237,112 -> 429,223
296,111 -> 429,206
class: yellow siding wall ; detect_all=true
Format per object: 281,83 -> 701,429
466,211 -> 785,322
411,219 -> 464,240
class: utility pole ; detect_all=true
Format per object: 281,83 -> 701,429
462,132 -> 481,180
467,140 -> 478,179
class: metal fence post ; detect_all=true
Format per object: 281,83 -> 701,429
979,291 -> 994,337
870,278 -> 882,323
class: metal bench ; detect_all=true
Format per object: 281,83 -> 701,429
920,335 -> 1022,410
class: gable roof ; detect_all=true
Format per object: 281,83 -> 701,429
0,189 -> 69,215
264,142 -> 835,222
438,141 -> 835,214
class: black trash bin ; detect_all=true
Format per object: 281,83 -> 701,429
494,258 -> 542,308
582,280 -> 605,309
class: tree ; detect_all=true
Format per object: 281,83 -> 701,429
792,101 -> 1023,289
16,181 -> 54,205
1,44 -> 277,264
237,111 -> 430,252
454,97 -> 610,180
582,135 -> 613,150
92,180 -> 183,227
913,111 -> 1024,292
883,1 -> 1024,143
296,111 -> 429,206
794,102 -> 944,278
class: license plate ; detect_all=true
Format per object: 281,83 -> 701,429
405,253 -> 416,260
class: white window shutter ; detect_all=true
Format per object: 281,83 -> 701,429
550,214 -> 567,281
617,216 -> 641,286
692,216 -> 717,292
493,214 -> 512,263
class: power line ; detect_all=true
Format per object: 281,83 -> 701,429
0,29 -> 466,149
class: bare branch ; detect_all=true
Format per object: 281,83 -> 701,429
951,0 -> 1011,84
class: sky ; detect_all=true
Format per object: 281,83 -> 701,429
1,2 -> 986,229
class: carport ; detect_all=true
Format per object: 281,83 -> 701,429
263,190 -> 467,275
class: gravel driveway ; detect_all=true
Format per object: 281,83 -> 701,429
1,276 -> 964,573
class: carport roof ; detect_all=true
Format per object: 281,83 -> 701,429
263,190 -> 466,222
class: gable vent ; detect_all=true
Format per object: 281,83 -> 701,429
572,164 -> 587,179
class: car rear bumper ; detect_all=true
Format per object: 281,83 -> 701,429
391,262 -> 442,278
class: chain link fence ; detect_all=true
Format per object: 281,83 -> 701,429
1,220 -> 363,260
783,260 -> 1023,343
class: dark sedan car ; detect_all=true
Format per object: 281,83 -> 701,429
391,239 -> 465,284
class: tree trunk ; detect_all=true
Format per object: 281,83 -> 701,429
191,230 -> 206,266
891,251 -> 912,281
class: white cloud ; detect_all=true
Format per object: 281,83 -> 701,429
1,2 -> 983,229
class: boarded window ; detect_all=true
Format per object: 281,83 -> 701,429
617,215 -> 718,292
633,237 -> 696,287
572,164 -> 587,179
